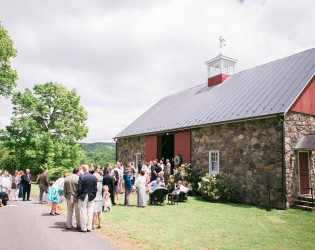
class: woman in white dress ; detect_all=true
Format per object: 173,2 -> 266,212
10,170 -> 21,201
1,171 -> 11,193
92,173 -> 103,229
136,170 -> 147,207
47,174 -> 68,215
141,163 -> 150,184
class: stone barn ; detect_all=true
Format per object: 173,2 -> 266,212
115,48 -> 315,209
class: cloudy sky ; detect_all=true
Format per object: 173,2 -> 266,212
0,0 -> 314,142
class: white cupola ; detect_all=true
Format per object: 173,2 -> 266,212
205,37 -> 237,87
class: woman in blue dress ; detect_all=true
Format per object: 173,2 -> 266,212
47,174 -> 68,215
18,170 -> 24,199
123,168 -> 133,206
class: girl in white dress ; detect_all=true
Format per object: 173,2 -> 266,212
102,185 -> 112,212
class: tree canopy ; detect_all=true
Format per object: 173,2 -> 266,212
80,142 -> 116,166
1,82 -> 88,178
0,22 -> 18,99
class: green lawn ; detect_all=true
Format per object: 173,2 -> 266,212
31,183 -> 40,197
42,189 -> 315,249
95,194 -> 314,249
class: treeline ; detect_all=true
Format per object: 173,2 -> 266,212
0,142 -> 116,176
80,142 -> 116,167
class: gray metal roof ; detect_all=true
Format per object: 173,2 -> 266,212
295,135 -> 315,150
115,48 -> 315,138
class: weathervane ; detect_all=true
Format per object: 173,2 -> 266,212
219,36 -> 226,55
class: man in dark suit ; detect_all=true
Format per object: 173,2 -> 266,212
21,169 -> 32,201
77,165 -> 97,232
103,169 -> 115,205
137,161 -> 143,174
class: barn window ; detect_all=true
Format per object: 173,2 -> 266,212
135,153 -> 142,167
209,150 -> 219,174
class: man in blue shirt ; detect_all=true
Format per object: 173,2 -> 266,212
148,177 -> 162,204
149,177 -> 162,192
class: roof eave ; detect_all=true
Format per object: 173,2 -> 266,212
113,113 -> 284,140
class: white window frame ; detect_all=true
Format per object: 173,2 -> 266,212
135,153 -> 141,168
209,150 -> 219,175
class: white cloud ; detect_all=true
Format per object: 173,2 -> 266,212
0,0 -> 314,142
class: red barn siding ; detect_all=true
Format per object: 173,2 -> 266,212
145,135 -> 157,161
290,76 -> 315,115
174,131 -> 191,165
208,74 -> 229,87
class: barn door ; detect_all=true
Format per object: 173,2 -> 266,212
145,136 -> 157,162
299,152 -> 310,195
174,131 -> 191,166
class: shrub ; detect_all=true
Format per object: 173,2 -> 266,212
168,163 -> 201,195
198,173 -> 238,202
181,163 -> 202,195
167,174 -> 175,192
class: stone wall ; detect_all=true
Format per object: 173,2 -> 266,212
116,136 -> 145,166
284,111 -> 315,207
191,117 -> 284,208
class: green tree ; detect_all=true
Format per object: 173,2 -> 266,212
1,82 -> 88,179
0,22 -> 18,99
80,142 -> 116,166
0,143 -> 20,173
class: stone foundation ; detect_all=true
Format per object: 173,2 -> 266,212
284,111 -> 315,207
191,117 -> 284,208
117,136 -> 145,166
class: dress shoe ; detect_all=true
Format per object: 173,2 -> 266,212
50,213 -> 56,216
66,227 -> 71,230
87,229 -> 92,232
27,199 -> 31,201
78,229 -> 87,233
76,226 -> 81,230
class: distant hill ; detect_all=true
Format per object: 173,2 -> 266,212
80,142 -> 116,151
80,142 -> 116,166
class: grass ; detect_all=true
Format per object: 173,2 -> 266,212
38,188 -> 315,249
93,194 -> 314,249
31,183 -> 40,197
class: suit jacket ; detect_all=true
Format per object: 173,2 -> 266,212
103,174 -> 114,192
77,172 -> 97,202
39,173 -> 49,189
174,173 -> 184,184
164,163 -> 171,176
21,174 -> 32,187
0,192 -> 9,206
64,174 -> 79,203
137,164 -> 142,174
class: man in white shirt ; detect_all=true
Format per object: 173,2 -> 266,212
160,160 -> 165,171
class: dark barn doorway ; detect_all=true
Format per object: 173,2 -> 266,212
158,134 -> 174,161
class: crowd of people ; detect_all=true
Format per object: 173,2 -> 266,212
0,169 -> 33,206
0,159 -> 190,232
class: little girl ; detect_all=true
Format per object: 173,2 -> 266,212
102,185 -> 112,212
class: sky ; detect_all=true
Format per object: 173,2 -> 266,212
0,0 -> 314,143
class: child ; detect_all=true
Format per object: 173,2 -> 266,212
102,185 -> 112,212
